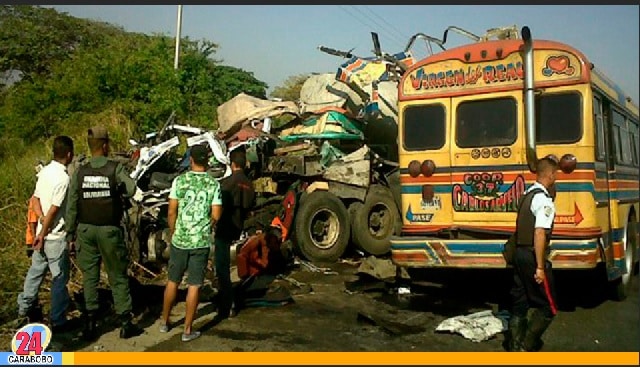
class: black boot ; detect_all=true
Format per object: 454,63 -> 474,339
119,313 -> 143,339
26,306 -> 44,324
523,308 -> 553,352
82,312 -> 97,341
506,314 -> 527,352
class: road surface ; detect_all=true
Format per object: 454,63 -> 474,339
57,259 -> 639,353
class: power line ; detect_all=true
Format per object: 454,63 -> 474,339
361,5 -> 410,48
347,5 -> 407,51
338,5 -> 406,52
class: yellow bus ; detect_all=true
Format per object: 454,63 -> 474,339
391,26 -> 640,300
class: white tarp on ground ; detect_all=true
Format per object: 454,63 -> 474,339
435,310 -> 508,342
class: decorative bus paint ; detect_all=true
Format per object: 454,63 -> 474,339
391,27 -> 639,295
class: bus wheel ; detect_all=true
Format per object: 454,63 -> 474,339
294,190 -> 350,262
611,214 -> 638,301
352,185 -> 399,256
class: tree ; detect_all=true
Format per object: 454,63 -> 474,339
270,74 -> 310,102
0,5 -> 124,79
0,6 -> 269,141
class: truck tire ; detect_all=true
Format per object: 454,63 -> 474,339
352,185 -> 399,256
294,190 -> 351,262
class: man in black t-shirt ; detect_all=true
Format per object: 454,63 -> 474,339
213,148 -> 255,320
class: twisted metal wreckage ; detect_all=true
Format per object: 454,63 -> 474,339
62,26 -> 522,281
98,31 -> 422,274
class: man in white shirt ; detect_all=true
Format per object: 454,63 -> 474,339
17,136 -> 75,334
507,157 -> 559,352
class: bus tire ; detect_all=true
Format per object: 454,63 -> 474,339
610,213 -> 638,301
352,185 -> 399,256
294,190 -> 350,262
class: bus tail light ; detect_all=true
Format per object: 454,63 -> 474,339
421,160 -> 436,177
559,154 -> 577,174
545,154 -> 559,164
408,160 -> 421,178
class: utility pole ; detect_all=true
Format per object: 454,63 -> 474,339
174,5 -> 183,70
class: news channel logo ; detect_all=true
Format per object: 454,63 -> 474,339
2,323 -> 62,365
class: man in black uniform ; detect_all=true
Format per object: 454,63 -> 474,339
507,157 -> 559,352
65,126 -> 143,340
213,148 -> 255,320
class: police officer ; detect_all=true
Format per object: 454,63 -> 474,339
508,157 -> 559,352
65,126 -> 142,340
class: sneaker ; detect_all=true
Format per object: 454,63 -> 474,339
159,322 -> 170,333
181,331 -> 201,342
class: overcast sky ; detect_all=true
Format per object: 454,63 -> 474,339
49,5 -> 639,102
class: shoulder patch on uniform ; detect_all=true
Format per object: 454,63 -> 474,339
544,205 -> 553,217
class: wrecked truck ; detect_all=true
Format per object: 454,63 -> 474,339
120,32 -> 420,265
215,93 -> 403,262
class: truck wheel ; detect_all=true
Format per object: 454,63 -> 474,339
294,190 -> 350,262
348,201 -> 364,246
352,185 -> 399,256
611,214 -> 638,301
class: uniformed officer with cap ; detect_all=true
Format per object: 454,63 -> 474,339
65,126 -> 143,340
507,157 -> 559,352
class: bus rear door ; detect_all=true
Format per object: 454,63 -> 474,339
450,91 -> 527,228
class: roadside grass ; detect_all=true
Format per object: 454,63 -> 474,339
0,109 -> 133,332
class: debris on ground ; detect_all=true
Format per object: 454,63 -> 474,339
298,260 -> 338,275
338,258 -> 362,266
435,310 -> 507,342
344,256 -> 411,294
356,311 -> 425,336
344,276 -> 387,293
277,275 -> 313,295
356,256 -> 409,281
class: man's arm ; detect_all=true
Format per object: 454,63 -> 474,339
31,196 -> 44,221
35,205 -> 61,249
65,170 -> 79,241
35,178 -> 69,248
211,181 -> 223,225
255,237 -> 270,269
533,228 -> 547,270
168,199 -> 178,239
531,193 -> 555,283
115,162 -> 136,198
168,177 -> 180,239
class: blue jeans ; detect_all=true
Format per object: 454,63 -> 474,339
17,238 -> 70,327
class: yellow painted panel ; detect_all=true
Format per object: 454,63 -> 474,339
403,49 -> 583,97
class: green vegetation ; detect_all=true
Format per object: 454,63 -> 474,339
0,5 -> 270,326
270,73 -> 309,102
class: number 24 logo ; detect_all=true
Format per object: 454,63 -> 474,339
11,323 -> 51,355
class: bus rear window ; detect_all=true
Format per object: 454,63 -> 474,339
536,92 -> 582,144
403,104 -> 446,151
456,97 -> 517,148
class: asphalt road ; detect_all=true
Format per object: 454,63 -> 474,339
65,260 -> 638,353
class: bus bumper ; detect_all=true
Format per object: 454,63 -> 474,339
390,236 -> 602,270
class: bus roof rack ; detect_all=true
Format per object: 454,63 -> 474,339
481,25 -> 520,41
404,25 -> 520,56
